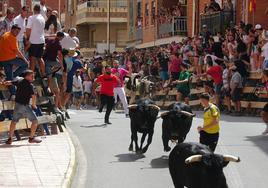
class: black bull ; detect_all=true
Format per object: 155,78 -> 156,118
169,142 -> 240,188
128,99 -> 160,154
161,102 -> 195,152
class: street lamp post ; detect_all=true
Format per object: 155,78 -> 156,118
107,0 -> 111,54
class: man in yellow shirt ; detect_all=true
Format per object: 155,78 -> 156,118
198,93 -> 220,152
0,24 -> 29,97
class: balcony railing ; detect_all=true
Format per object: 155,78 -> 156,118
88,1 -> 127,8
80,40 -> 126,48
158,16 -> 187,38
136,28 -> 143,41
200,11 -> 235,35
78,0 -> 127,10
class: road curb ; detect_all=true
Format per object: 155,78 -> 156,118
62,127 -> 77,188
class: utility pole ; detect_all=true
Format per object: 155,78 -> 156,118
107,0 -> 111,54
59,0 -> 61,23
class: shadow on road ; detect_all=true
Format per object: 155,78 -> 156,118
194,111 -> 262,123
150,155 -> 169,169
80,124 -> 107,128
245,135 -> 268,155
113,153 -> 145,163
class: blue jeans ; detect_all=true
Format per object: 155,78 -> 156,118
2,58 -> 28,95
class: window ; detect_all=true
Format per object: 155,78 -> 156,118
151,0 -> 156,25
145,3 -> 149,26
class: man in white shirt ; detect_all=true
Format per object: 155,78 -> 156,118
40,0 -> 47,20
14,6 -> 29,55
26,4 -> 46,76
61,28 -> 80,50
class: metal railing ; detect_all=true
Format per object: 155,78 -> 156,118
200,11 -> 235,35
158,16 -> 187,38
80,40 -> 126,48
87,1 -> 127,8
136,28 -> 143,41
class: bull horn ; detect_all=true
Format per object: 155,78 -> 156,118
128,105 -> 138,109
147,104 -> 161,111
160,111 -> 169,117
179,110 -> 196,117
185,155 -> 202,164
223,155 -> 241,162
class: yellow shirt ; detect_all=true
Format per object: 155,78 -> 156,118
203,103 -> 220,134
0,32 -> 18,62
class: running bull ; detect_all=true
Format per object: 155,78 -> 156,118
169,142 -> 240,188
161,102 -> 195,152
128,99 -> 160,154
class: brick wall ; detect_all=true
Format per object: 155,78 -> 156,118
142,0 -> 156,43
236,0 -> 268,29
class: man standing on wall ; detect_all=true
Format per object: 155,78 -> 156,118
26,4 -> 46,77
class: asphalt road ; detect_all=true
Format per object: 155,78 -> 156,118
68,108 -> 268,188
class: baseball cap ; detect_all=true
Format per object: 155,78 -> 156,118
255,24 -> 262,30
202,24 -> 207,28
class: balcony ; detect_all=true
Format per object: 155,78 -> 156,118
76,0 -> 128,25
200,11 -> 235,35
136,28 -> 143,42
158,16 -> 187,38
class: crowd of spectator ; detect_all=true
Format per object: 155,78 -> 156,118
0,0 -> 268,141
81,21 -> 268,120
204,0 -> 234,14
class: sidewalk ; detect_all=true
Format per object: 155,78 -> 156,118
0,129 -> 76,188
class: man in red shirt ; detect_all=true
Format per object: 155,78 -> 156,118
198,57 -> 223,106
93,66 -> 119,124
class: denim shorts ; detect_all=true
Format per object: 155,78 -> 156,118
12,103 -> 38,123
73,91 -> 83,99
160,71 -> 169,81
214,83 -> 222,95
263,60 -> 268,70
45,60 -> 61,76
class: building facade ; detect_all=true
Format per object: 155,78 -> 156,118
128,0 -> 268,48
65,0 -> 128,55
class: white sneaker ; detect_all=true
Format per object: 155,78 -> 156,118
10,95 -> 16,101
262,128 -> 268,135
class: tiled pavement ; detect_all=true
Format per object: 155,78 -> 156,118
0,131 -> 75,188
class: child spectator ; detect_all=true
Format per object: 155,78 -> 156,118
222,63 -> 231,114
230,65 -> 243,116
72,70 -> 83,110
83,76 -> 93,107
173,63 -> 191,104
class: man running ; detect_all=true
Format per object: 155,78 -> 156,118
93,65 -> 119,124
111,60 -> 130,118
198,93 -> 221,152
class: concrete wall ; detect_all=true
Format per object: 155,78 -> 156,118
236,0 -> 268,29
78,23 -> 127,48
141,0 -> 157,43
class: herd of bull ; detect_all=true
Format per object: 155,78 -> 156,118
128,99 -> 241,188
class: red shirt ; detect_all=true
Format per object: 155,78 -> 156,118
170,57 -> 182,73
96,74 -> 118,96
207,65 -> 223,85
